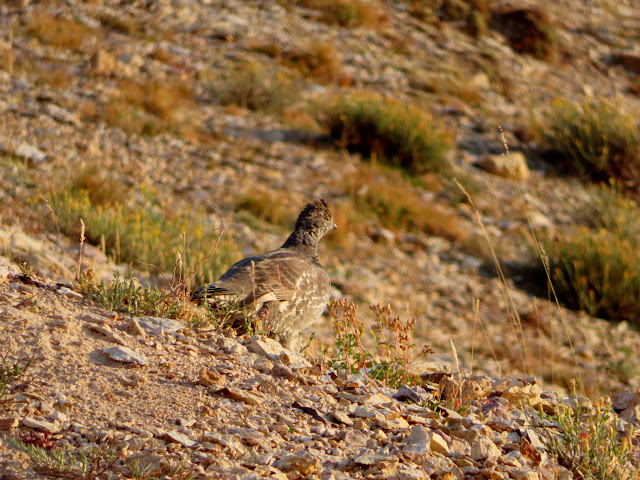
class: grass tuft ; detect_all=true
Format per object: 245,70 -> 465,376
540,227 -> 640,324
1,353 -> 35,411
534,397 -> 639,480
541,98 -> 640,189
294,0 -> 387,28
320,91 -> 453,175
26,10 -> 96,51
207,61 -> 298,114
100,78 -> 200,139
46,176 -> 238,282
342,162 -> 468,242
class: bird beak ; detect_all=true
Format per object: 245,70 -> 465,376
332,222 -> 338,230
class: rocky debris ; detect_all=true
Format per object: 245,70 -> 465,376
1,276 -> 638,479
1,0 -> 640,476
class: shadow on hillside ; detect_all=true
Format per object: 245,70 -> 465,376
223,126 -> 328,146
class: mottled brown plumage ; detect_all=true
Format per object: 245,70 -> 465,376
191,199 -> 336,348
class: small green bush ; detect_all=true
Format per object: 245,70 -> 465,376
47,181 -> 238,282
320,91 -> 453,174
542,98 -> 640,187
534,398 -> 639,480
581,185 -> 640,240
542,227 -> 640,323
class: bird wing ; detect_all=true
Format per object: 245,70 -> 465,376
193,250 -> 315,305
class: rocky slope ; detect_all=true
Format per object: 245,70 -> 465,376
1,265 -> 639,479
2,0 -> 640,477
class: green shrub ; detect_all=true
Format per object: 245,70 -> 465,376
541,227 -> 640,323
320,91 -> 453,174
581,185 -> 640,240
47,182 -> 238,282
542,98 -> 640,187
534,398 -> 639,480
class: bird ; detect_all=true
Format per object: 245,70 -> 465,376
191,199 -> 336,349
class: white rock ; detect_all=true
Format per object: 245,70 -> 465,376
164,431 -> 196,448
244,336 -> 311,370
22,416 -> 59,432
138,316 -> 185,335
102,346 -> 148,366
470,436 -> 502,460
15,143 -> 46,163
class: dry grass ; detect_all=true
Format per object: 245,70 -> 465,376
284,40 -> 345,84
46,170 -> 239,283
207,61 -> 298,114
98,78 -> 201,139
25,10 -> 96,51
342,162 -> 468,242
235,187 -> 297,228
295,0 -> 388,29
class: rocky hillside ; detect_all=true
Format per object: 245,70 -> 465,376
2,0 -> 640,477
1,266 -> 639,479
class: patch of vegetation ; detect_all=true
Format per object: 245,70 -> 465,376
284,40 -> 345,84
320,91 -> 453,174
541,98 -> 640,189
13,433 -> 118,480
342,163 -> 467,241
98,12 -> 141,36
79,270 -> 196,321
293,0 -> 387,29
534,398 -> 639,480
541,227 -> 640,324
235,188 -> 297,228
415,0 -> 492,36
46,172 -> 238,282
100,78 -> 200,139
25,10 -> 97,51
207,61 -> 299,114
580,185 -> 640,240
1,353 -> 35,410
327,299 -> 422,388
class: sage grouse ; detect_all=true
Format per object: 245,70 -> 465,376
192,199 -> 336,349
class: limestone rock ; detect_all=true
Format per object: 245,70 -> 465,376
474,152 -> 530,181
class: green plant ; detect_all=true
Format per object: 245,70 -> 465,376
46,181 -> 238,281
580,184 -> 640,240
541,98 -> 640,188
79,269 -> 192,320
540,227 -> 640,323
534,398 -> 639,480
13,435 -> 119,479
320,91 -> 453,174
0,353 -> 35,410
207,61 -> 298,114
327,299 -> 420,388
